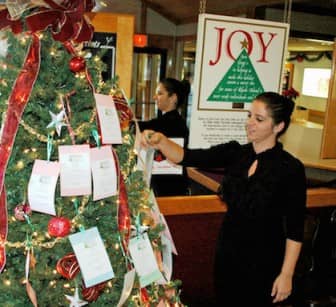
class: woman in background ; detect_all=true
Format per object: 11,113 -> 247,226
138,77 -> 189,196
141,92 -> 307,306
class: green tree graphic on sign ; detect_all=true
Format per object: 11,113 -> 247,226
208,48 -> 264,103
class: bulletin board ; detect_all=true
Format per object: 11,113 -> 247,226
86,12 -> 134,98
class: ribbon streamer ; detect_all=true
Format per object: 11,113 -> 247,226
0,33 -> 41,272
25,247 -> 38,307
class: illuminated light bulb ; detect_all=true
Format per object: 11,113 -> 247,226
114,243 -> 119,250
16,160 -> 24,170
31,148 -> 37,152
49,280 -> 56,286
94,56 -> 100,62
4,280 -> 11,286
107,281 -> 112,287
53,270 -> 57,274
64,283 -> 70,288
23,149 -> 30,154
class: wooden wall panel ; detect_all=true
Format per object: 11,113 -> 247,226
320,40 -> 336,158
86,12 -> 134,98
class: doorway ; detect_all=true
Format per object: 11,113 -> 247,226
132,47 -> 167,121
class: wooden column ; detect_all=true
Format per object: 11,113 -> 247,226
320,39 -> 336,158
86,12 -> 134,98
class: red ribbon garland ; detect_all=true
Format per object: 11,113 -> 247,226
0,9 -> 23,34
0,34 -> 41,272
25,0 -> 94,43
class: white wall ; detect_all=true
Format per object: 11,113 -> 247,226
291,55 -> 332,111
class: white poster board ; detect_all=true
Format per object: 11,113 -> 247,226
189,14 -> 289,148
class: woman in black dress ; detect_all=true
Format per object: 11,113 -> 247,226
141,92 -> 306,306
138,78 -> 189,196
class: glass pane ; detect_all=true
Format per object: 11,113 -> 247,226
132,53 -> 162,121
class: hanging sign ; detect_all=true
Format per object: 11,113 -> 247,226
188,14 -> 289,148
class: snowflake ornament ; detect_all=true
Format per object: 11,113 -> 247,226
46,110 -> 67,136
65,287 -> 88,307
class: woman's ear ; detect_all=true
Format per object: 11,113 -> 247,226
170,93 -> 178,106
273,121 -> 285,134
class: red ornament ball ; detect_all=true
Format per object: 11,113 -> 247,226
69,56 -> 86,73
14,203 -> 32,221
48,217 -> 71,237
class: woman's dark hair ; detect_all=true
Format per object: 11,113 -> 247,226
160,78 -> 186,108
255,92 -> 295,138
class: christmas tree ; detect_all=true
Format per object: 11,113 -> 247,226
0,1 -> 182,306
208,48 -> 264,103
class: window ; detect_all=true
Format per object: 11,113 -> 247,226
302,68 -> 331,98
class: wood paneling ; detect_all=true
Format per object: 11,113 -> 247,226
320,40 -> 336,158
157,187 -> 336,216
86,12 -> 134,98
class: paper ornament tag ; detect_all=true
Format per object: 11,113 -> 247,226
69,227 -> 115,287
128,233 -> 163,288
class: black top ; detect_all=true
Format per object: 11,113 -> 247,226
138,110 -> 189,196
138,109 -> 188,140
181,140 -> 307,305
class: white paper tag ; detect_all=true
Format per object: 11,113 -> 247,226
91,146 -> 117,201
28,159 -> 60,215
59,145 -> 91,196
128,233 -> 163,287
69,227 -> 115,288
95,93 -> 122,144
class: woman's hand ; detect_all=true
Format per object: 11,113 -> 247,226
140,130 -> 184,164
141,130 -> 163,149
271,272 -> 292,303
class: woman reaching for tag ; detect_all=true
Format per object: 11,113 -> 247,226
141,92 -> 307,306
138,77 -> 189,196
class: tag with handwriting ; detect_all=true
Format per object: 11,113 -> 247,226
128,233 -> 163,287
59,145 -> 91,196
69,227 -> 114,288
28,159 -> 60,215
95,93 -> 122,144
91,146 -> 117,200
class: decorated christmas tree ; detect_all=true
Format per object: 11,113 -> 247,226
0,1 -> 182,306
